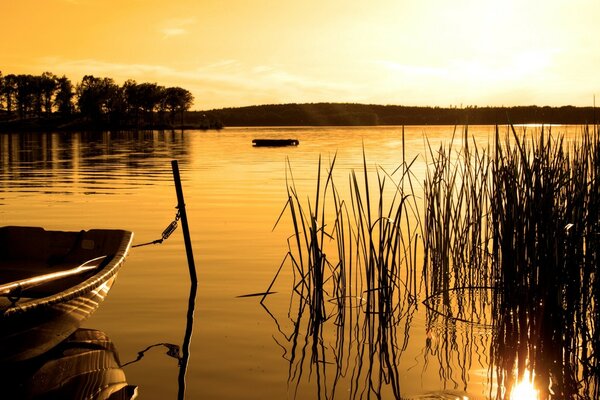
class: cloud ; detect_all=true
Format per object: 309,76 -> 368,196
30,56 -> 366,108
28,51 -> 596,109
161,28 -> 186,38
373,60 -> 447,77
160,17 -> 196,39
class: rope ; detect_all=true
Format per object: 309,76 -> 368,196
132,209 -> 181,248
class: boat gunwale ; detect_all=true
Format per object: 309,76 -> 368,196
1,229 -> 133,318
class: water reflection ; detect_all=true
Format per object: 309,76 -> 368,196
422,288 -> 493,394
0,328 -> 137,399
120,279 -> 198,400
262,285 -> 418,399
260,155 -> 426,399
0,131 -> 191,194
421,286 -> 494,393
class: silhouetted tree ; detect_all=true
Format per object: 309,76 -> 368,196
138,82 -> 165,125
14,74 -> 35,119
124,81 -> 165,126
164,86 -> 194,125
76,75 -> 120,123
1,74 -> 18,116
39,72 -> 58,115
123,79 -> 142,126
104,85 -> 127,126
55,75 -> 74,115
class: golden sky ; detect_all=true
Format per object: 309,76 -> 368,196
2,0 -> 599,109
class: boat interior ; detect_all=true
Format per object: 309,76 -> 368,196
0,227 -> 124,303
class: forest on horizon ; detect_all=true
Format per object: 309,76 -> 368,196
202,102 -> 600,127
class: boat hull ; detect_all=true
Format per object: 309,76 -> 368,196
0,275 -> 116,362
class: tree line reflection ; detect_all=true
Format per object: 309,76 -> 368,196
0,131 -> 191,193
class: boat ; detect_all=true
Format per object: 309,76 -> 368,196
252,138 -> 299,147
0,226 -> 133,362
1,328 -> 137,399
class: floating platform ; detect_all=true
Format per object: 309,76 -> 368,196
252,139 -> 299,147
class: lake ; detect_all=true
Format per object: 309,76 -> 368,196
0,125 -> 587,399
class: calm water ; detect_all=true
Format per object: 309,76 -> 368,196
0,125 -> 583,399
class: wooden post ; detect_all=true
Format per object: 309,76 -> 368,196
171,160 -> 198,284
172,159 -> 198,399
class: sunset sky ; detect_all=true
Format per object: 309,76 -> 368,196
2,0 -> 599,110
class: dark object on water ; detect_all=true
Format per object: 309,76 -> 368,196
1,328 -> 137,399
252,138 -> 299,147
0,226 -> 133,362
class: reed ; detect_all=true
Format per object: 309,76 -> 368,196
491,125 -> 600,399
268,124 -> 599,399
422,124 -> 600,399
423,126 -> 494,319
268,141 -> 422,399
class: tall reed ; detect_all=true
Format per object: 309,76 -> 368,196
491,125 -> 600,399
268,124 -> 599,399
268,141 -> 422,399
423,126 -> 494,316
423,124 -> 600,399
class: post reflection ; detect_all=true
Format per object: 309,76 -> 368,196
120,279 -> 198,400
0,328 -> 137,399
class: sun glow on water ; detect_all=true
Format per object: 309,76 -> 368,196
510,371 -> 539,400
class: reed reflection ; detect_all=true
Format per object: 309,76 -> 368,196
422,287 -> 493,393
263,153 -> 421,399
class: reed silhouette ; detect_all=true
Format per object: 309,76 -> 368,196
265,148 -> 421,399
424,125 -> 600,399
490,125 -> 599,399
268,124 -> 599,399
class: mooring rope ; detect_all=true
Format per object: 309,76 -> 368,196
132,209 -> 181,248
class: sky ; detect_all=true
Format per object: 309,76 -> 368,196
2,0 -> 600,110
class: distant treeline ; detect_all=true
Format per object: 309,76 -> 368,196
0,71 -> 222,131
203,103 -> 599,126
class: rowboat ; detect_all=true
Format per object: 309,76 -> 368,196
0,226 -> 133,362
252,138 -> 299,147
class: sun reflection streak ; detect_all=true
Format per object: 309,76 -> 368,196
510,371 -> 539,400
